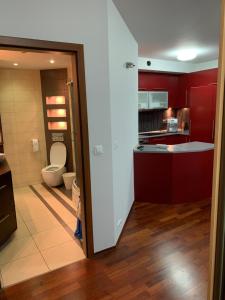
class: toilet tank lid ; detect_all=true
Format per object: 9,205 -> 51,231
50,142 -> 67,166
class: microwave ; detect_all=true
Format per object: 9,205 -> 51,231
138,91 -> 168,110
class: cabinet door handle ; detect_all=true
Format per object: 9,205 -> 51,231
0,214 -> 10,224
0,184 -> 7,191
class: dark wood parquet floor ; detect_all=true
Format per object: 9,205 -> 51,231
0,200 -> 211,300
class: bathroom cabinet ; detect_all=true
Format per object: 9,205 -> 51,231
0,159 -> 17,246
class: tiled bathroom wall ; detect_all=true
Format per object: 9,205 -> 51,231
0,69 -> 47,187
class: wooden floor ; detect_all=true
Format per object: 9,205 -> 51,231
0,200 -> 211,300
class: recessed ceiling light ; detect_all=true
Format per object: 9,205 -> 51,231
177,49 -> 197,61
49,59 -> 55,64
13,63 -> 18,66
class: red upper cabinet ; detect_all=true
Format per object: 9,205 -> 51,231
138,69 -> 218,110
177,74 -> 189,108
188,69 -> 218,87
138,72 -> 179,108
189,84 -> 217,143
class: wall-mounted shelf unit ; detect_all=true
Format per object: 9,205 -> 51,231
40,69 -> 73,171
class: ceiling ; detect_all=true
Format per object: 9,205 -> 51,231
113,0 -> 220,63
0,49 -> 72,70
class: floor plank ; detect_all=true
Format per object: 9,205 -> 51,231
0,200 -> 210,300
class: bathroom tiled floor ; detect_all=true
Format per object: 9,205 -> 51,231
0,185 -> 85,288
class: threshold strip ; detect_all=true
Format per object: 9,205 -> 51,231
41,183 -> 76,216
29,185 -> 75,239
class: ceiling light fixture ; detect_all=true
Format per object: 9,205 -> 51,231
177,49 -> 197,61
13,63 -> 19,66
49,59 -> 55,64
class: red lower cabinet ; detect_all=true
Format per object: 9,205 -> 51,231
134,150 -> 214,204
189,84 -> 216,143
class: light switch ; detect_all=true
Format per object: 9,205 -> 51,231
93,145 -> 104,156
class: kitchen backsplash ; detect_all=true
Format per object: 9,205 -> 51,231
139,108 -> 190,132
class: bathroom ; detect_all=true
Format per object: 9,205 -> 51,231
0,50 -> 85,287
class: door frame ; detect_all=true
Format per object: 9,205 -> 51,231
208,0 -> 225,298
0,35 -> 94,257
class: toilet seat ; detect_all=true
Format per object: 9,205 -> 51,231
42,165 -> 63,172
41,142 -> 67,187
50,142 -> 66,166
45,166 -> 60,172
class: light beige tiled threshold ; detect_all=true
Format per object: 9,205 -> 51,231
0,185 -> 84,288
32,227 -> 72,251
42,240 -> 85,271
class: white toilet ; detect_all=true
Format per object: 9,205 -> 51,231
42,142 -> 67,187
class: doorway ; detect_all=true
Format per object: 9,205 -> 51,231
0,36 -> 93,287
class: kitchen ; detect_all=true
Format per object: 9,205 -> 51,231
134,68 -> 217,204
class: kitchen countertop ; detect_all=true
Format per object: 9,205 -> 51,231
139,130 -> 189,139
134,142 -> 214,154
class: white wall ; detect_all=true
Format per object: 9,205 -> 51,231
0,0 -> 115,252
139,57 -> 218,73
0,0 -> 138,252
107,0 -> 138,242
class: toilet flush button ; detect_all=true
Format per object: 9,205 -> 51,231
93,145 -> 104,156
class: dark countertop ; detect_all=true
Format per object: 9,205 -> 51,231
139,130 -> 189,139
0,158 -> 10,176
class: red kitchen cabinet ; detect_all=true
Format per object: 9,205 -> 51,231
138,72 -> 179,108
168,135 -> 189,144
188,69 -> 218,87
148,136 -> 167,144
134,150 -> 214,204
139,69 -> 218,109
148,134 -> 188,145
178,74 -> 189,108
189,84 -> 217,143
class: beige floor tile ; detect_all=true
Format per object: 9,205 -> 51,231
12,219 -> 31,240
15,210 -> 24,224
25,215 -> 61,235
32,227 -> 72,251
41,240 -> 85,270
17,206 -> 52,222
0,236 -> 39,265
67,221 -> 77,232
1,253 -> 49,287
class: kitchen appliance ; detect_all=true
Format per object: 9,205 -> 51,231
138,91 -> 168,110
167,118 -> 178,132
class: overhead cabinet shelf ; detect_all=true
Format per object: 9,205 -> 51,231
138,91 -> 168,110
